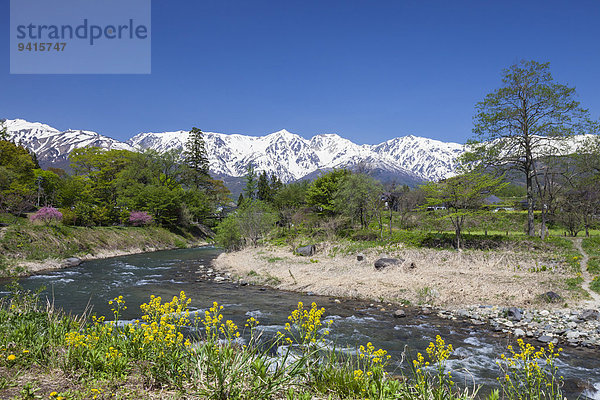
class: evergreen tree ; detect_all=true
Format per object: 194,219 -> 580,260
269,173 -> 283,196
237,192 -> 245,207
183,127 -> 210,189
0,119 -> 7,141
30,150 -> 40,169
257,171 -> 271,202
243,164 -> 257,200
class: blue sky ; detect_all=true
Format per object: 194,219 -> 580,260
1,0 -> 599,144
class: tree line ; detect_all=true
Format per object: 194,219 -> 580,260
216,60 -> 600,250
0,125 -> 230,229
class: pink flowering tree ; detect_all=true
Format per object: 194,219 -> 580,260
30,206 -> 63,225
129,211 -> 153,226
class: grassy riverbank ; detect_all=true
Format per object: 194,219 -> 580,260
0,285 -> 566,400
0,222 -> 205,277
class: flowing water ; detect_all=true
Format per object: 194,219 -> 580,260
2,246 -> 599,399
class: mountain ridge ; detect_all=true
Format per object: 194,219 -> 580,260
3,118 -> 464,184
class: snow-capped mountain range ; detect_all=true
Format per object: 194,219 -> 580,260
3,118 -> 465,183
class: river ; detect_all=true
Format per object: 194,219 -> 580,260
2,246 -> 599,399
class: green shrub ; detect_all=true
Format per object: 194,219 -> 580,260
214,215 -> 242,251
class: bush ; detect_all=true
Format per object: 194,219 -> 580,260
29,206 -> 62,225
59,208 -> 77,226
128,211 -> 153,226
214,215 -> 242,251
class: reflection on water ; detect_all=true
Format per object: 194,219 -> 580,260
2,246 -> 599,399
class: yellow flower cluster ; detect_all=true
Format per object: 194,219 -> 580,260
64,291 -> 195,377
137,292 -> 191,347
497,339 -> 564,397
426,335 -> 453,363
245,316 -> 259,328
412,335 -> 455,388
49,392 -> 65,400
65,330 -> 100,348
358,341 -> 390,365
281,301 -> 332,345
199,301 -> 241,342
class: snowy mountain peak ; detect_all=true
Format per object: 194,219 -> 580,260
5,118 -> 466,184
5,118 -> 61,135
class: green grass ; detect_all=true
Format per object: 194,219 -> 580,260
0,223 -> 201,277
582,237 -> 600,274
591,277 -> 600,294
566,276 -> 584,291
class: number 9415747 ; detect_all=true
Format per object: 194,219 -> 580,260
17,42 -> 66,52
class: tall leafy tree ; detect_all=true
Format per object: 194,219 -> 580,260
334,173 -> 383,229
183,127 -> 210,189
464,60 -> 598,236
306,169 -> 350,216
421,172 -> 505,250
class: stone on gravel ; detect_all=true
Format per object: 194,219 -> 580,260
513,328 -> 526,337
296,245 -> 316,257
537,335 -> 553,343
579,309 -> 600,321
507,307 -> 523,321
393,309 -> 406,318
356,253 -> 365,261
541,291 -> 562,303
374,258 -> 404,270
566,331 -> 581,340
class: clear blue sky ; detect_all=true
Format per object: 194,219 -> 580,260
2,0 -> 599,144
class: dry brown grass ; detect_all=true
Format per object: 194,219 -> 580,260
214,242 -> 576,308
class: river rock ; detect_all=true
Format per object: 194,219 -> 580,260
579,309 -> 600,321
537,334 -> 553,343
507,307 -> 523,321
541,291 -> 562,303
356,253 -> 365,261
393,309 -> 406,318
296,245 -> 316,256
63,257 -> 82,268
566,331 -> 582,340
374,258 -> 403,270
513,328 -> 525,337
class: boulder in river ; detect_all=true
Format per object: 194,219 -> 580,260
374,258 -> 403,270
63,257 -> 82,268
393,309 -> 406,318
296,245 -> 316,257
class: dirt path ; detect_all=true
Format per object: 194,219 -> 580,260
573,238 -> 600,309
